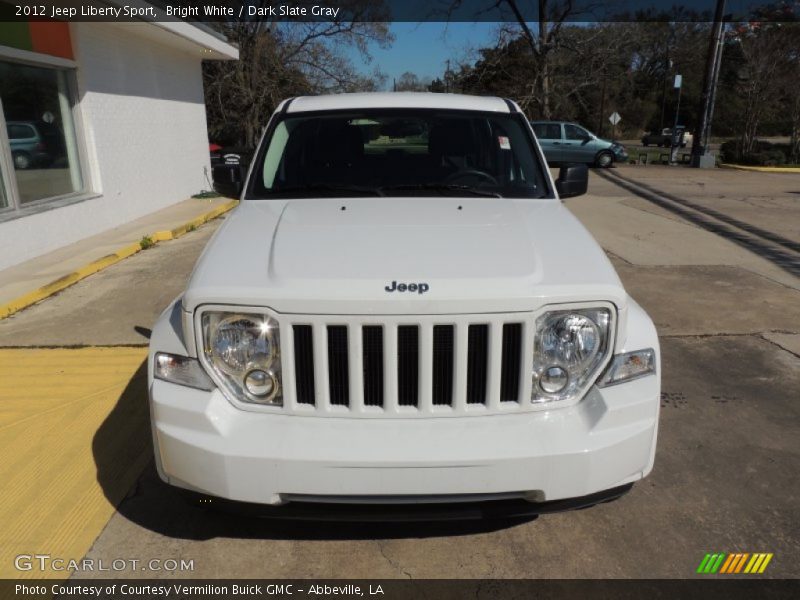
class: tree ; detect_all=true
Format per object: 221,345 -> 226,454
395,72 -> 432,91
203,2 -> 392,147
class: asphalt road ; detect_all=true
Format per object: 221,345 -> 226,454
1,165 -> 798,579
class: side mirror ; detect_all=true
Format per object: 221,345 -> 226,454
556,163 -> 588,199
212,164 -> 243,198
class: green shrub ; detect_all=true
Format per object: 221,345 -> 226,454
721,140 -> 788,166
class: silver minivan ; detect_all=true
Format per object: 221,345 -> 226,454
532,121 -> 628,168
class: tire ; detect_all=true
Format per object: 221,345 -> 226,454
13,151 -> 32,170
595,151 -> 614,168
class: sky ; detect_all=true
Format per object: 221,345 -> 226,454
345,22 -> 500,90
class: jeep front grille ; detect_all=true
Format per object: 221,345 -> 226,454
286,315 -> 533,417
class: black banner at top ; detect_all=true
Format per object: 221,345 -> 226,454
0,0 -> 799,23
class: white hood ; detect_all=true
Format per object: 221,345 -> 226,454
183,197 -> 627,315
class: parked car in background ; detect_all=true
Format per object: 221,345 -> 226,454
641,128 -> 693,148
531,121 -> 628,168
6,121 -> 59,170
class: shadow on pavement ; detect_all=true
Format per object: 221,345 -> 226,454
93,359 -> 534,542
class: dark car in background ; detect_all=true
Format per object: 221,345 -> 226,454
641,127 -> 693,148
531,121 -> 627,168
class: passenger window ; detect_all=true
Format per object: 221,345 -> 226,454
533,124 -> 561,140
565,125 -> 590,141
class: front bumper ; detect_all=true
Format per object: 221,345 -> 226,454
150,374 -> 659,506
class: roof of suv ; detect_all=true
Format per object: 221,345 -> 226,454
284,92 -> 513,114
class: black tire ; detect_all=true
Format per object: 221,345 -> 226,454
595,151 -> 614,168
13,151 -> 32,170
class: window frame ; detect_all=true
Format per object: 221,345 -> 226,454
0,56 -> 92,219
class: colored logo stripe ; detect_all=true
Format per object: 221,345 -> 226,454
699,553 -> 773,574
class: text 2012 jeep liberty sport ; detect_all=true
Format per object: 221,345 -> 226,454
148,93 -> 660,519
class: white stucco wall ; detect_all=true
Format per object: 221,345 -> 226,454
0,23 -> 216,271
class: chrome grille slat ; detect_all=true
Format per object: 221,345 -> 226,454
383,324 -> 399,411
487,322 -> 504,409
348,324 -> 364,412
453,322 -> 469,412
312,323 -> 330,410
418,324 -> 434,412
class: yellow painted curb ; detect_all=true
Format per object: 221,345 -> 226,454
719,163 -> 800,173
0,347 -> 149,578
0,199 -> 238,320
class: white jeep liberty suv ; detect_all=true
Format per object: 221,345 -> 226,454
148,93 -> 660,519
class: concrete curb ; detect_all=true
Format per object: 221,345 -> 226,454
719,163 -> 800,173
0,199 -> 238,320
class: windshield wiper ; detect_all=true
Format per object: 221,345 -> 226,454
268,184 -> 384,197
381,183 -> 502,198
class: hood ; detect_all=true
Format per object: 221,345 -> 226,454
183,197 -> 626,315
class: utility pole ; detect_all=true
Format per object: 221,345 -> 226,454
692,0 -> 726,167
597,68 -> 607,137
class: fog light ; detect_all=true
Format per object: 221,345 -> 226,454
539,366 -> 568,393
244,369 -> 276,397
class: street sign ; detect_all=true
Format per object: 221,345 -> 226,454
674,74 -> 683,89
608,112 -> 621,125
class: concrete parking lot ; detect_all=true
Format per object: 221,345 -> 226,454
0,165 -> 798,579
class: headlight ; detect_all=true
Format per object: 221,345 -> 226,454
532,308 -> 612,404
201,311 -> 282,405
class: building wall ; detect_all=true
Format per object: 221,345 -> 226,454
0,23 -> 212,271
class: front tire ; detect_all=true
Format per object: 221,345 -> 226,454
13,151 -> 32,170
595,151 -> 614,168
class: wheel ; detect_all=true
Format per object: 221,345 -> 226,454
442,169 -> 499,186
595,151 -> 614,168
13,151 -> 32,170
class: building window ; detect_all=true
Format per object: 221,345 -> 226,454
0,60 -> 83,209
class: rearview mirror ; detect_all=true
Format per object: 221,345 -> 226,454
212,164 -> 243,198
556,164 -> 588,199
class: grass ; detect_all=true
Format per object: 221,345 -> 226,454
629,149 -> 693,165
139,236 -> 155,250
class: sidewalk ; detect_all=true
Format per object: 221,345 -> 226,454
0,196 -> 237,319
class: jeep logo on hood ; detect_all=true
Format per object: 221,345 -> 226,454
385,280 -> 429,294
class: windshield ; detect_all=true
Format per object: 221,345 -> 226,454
247,109 -> 551,199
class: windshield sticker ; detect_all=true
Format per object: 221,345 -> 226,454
498,136 -> 511,150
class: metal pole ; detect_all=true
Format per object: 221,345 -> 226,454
673,84 -> 682,130
703,25 -> 726,151
692,0 -> 726,166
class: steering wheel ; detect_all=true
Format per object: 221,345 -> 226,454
443,169 -> 499,186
